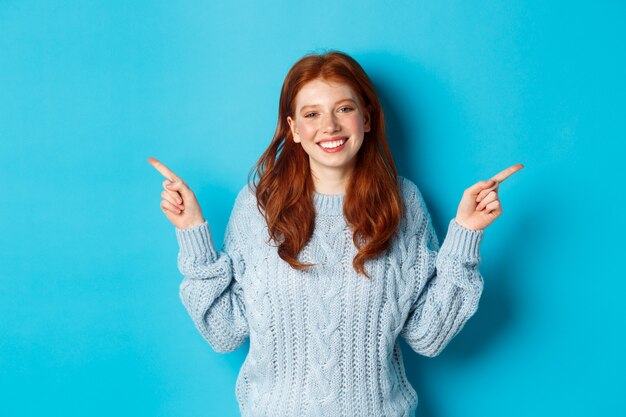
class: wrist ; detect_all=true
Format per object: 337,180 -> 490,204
454,218 -> 484,231
178,218 -> 207,230
175,220 -> 217,260
440,218 -> 484,260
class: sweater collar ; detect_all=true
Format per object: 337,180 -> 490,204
312,191 -> 345,216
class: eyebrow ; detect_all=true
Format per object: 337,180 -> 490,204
300,98 -> 357,112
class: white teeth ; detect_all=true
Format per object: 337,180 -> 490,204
319,139 -> 346,149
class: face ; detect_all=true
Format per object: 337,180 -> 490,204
287,78 -> 371,180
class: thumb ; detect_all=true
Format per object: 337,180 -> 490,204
165,179 -> 194,199
465,179 -> 496,197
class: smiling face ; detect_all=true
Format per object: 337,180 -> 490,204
287,78 -> 371,186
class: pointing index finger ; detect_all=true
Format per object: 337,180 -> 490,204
491,163 -> 524,184
147,157 -> 181,182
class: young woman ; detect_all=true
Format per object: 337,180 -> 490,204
148,50 -> 523,417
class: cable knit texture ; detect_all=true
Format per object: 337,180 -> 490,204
175,176 -> 484,417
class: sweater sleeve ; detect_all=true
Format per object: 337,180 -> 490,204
176,188 -> 250,353
399,183 -> 484,358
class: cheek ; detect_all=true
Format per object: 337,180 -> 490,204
346,115 -> 365,134
299,123 -> 318,139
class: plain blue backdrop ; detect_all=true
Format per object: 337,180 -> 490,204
1,1 -> 625,416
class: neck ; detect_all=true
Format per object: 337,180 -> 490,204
310,163 -> 354,195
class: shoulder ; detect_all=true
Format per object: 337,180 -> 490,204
229,182 -> 259,218
397,175 -> 432,231
398,175 -> 427,213
234,182 -> 258,208
228,182 -> 264,226
224,183 -> 265,249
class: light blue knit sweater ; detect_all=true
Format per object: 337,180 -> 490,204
175,176 -> 484,417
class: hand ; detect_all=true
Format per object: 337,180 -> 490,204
454,163 -> 524,231
147,157 -> 206,229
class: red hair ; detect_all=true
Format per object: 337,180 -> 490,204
249,50 -> 403,279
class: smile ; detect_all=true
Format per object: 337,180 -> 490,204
317,137 -> 348,153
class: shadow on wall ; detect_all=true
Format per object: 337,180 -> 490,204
362,50 -> 521,417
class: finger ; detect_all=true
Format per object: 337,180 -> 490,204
465,179 -> 498,196
490,163 -> 524,184
148,157 -> 181,182
165,189 -> 184,205
165,179 -> 188,192
476,191 -> 498,211
476,183 -> 499,203
162,179 -> 183,203
164,178 -> 196,201
484,200 -> 501,214
161,190 -> 185,210
161,200 -> 183,215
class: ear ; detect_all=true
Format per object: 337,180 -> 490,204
287,116 -> 301,143
363,105 -> 372,133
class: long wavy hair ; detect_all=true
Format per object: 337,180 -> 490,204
249,50 -> 403,279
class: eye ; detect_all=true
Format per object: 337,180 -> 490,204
304,112 -> 318,118
338,106 -> 354,113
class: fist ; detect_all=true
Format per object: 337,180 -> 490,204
454,164 -> 524,231
148,157 -> 206,229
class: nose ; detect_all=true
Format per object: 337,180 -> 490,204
321,112 -> 340,133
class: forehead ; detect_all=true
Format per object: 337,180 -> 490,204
294,79 -> 360,108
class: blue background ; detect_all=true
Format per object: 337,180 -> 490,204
2,1 -> 624,416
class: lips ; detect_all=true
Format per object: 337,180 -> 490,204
316,136 -> 348,145
317,137 -> 348,153
317,136 -> 348,150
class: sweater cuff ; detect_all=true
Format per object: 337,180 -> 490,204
439,219 -> 484,261
175,221 -> 218,261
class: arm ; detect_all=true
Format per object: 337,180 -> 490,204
176,192 -> 250,353
399,188 -> 484,358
